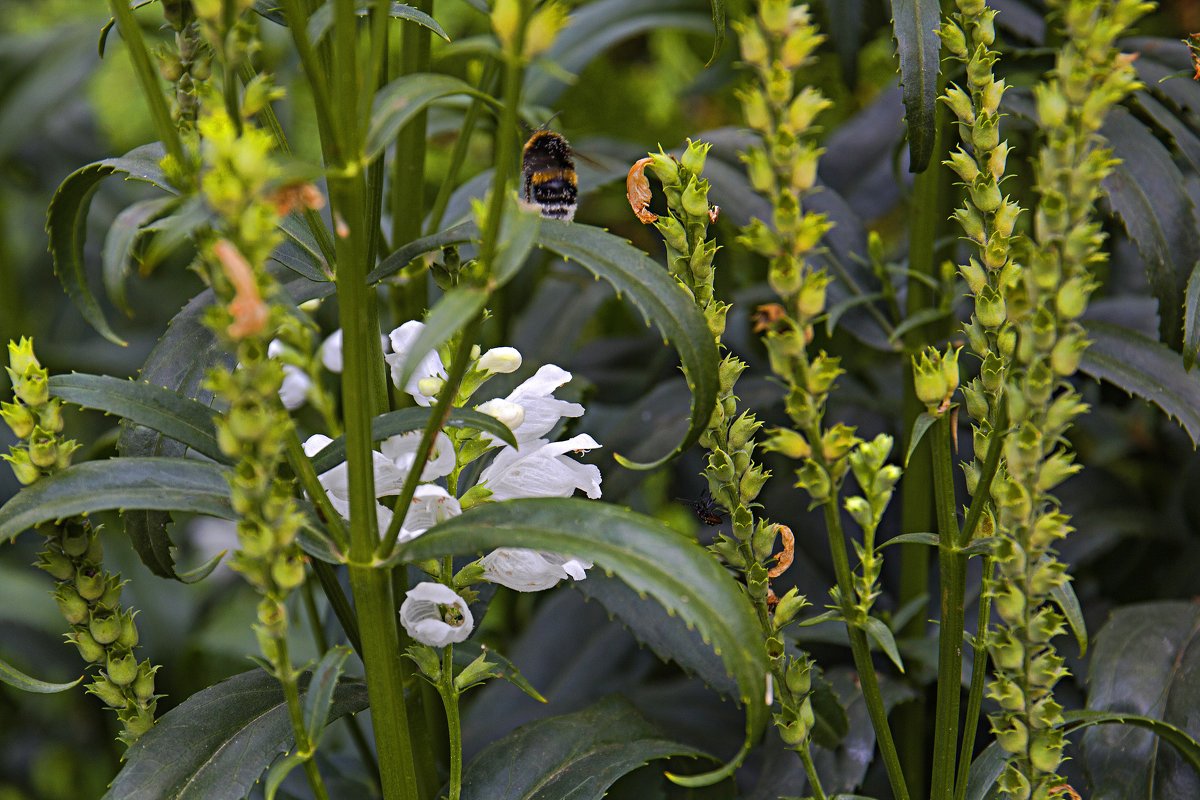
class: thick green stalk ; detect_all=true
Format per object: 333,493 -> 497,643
799,745 -> 827,800
107,0 -> 185,167
818,499 -> 911,800
930,413 -> 965,800
441,642 -> 464,800
311,559 -> 362,654
278,0 -> 342,164
277,635 -> 332,800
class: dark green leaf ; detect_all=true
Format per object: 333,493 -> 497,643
102,196 -> 177,316
959,536 -> 999,557
263,752 -> 305,800
453,641 -> 547,703
394,287 -> 487,389
537,221 -> 720,469
104,669 -> 369,800
1184,260 -> 1200,369
862,617 -> 904,674
810,673 -> 850,749
369,221 -> 477,284
890,0 -> 942,172
905,412 -> 939,467
98,2 -> 160,56
492,205 -> 541,285
46,143 -> 172,346
304,646 -> 353,746
460,696 -> 707,800
821,0 -> 865,86
0,458 -> 233,544
367,74 -> 501,162
306,1 -> 450,44
1080,601 -> 1200,798
49,373 -> 226,464
705,0 -> 725,67
888,306 -> 953,344
0,655 -> 82,694
964,739 -> 1005,800
1102,107 -> 1200,347
1079,322 -> 1200,446
395,498 -> 767,785
877,531 -> 939,550
1050,578 -> 1087,657
308,407 -> 517,473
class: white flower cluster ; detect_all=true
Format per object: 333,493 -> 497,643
295,322 -> 602,648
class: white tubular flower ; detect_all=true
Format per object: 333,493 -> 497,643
496,364 -> 584,444
269,339 -> 311,410
399,485 -> 462,543
475,398 -> 526,433
386,321 -> 447,406
381,431 -> 456,481
478,346 -> 523,374
480,549 -> 592,592
320,329 -> 344,373
399,582 -> 474,647
302,434 -> 408,530
479,434 -> 602,501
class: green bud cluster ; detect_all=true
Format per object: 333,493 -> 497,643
943,2 -> 1150,796
2,340 -> 159,747
155,1 -> 211,131
733,1 -> 832,311
912,345 -> 962,414
845,435 -> 902,615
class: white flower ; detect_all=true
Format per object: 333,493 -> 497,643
302,434 -> 408,530
479,434 -> 602,501
321,329 -> 391,374
480,549 -> 592,592
475,398 -> 526,433
400,582 -> 474,646
478,346 -> 522,374
399,485 -> 461,543
269,339 -> 311,410
493,364 -> 584,444
380,431 -> 456,481
385,321 -> 447,406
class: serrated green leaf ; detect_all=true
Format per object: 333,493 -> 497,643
460,696 -> 708,799
0,458 -> 233,544
705,0 -> 725,67
905,412 -> 939,467
1050,577 -> 1087,657
1184,259 -> 1200,369
394,498 -> 767,786
453,641 -> 546,703
102,196 -> 178,316
304,646 -> 352,746
891,0 -> 941,172
49,373 -> 226,464
305,1 -> 450,45
0,655 -> 82,694
877,531 -> 939,551
308,407 -> 517,473
46,143 -> 172,345
369,221 -> 477,284
1079,321 -> 1200,446
104,669 -> 369,800
862,616 -> 904,674
367,74 -> 501,162
536,221 -> 719,469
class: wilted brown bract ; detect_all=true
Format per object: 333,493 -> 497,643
214,239 -> 268,339
626,157 -> 658,224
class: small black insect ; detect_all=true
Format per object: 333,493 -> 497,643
681,489 -> 727,527
521,130 -> 578,221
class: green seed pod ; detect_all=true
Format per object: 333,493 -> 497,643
117,610 -> 140,649
28,428 -> 57,468
55,585 -> 90,626
994,718 -> 1029,755
913,349 -> 949,410
680,140 -> 710,178
88,675 -> 129,709
970,176 -> 1002,213
772,588 -> 808,629
938,20 -> 968,58
68,628 -> 106,663
1,401 -> 35,439
961,258 -> 987,295
976,285 -> 1007,328
36,547 -> 75,581
794,459 -> 830,503
271,555 -> 306,591
75,567 -> 106,602
1028,729 -> 1064,774
14,371 -> 49,408
681,176 -> 710,219
90,610 -> 123,645
133,661 -> 158,702
942,84 -> 976,124
785,656 -> 812,696
107,651 -> 140,687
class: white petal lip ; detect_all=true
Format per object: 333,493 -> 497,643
478,435 -> 603,501
399,485 -> 462,543
381,431 -> 456,481
480,548 -> 592,592
320,329 -> 344,373
400,582 -> 474,646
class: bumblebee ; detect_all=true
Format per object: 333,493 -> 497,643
521,130 -> 578,221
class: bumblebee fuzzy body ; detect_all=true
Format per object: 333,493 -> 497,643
521,130 -> 578,221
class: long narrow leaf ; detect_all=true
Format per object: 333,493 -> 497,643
367,74 -> 501,162
0,656 -> 82,694
890,0 -> 941,171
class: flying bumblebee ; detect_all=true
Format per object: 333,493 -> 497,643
521,130 -> 578,221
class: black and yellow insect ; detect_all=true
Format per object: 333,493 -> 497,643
521,130 -> 578,221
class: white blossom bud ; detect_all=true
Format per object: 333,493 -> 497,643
478,346 -> 523,374
476,398 -> 526,432
399,582 -> 473,647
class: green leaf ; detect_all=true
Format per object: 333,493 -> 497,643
888,306 -> 953,344
821,0 -> 865,86
308,407 -> 517,473
862,616 -> 905,674
890,0 -> 942,172
367,74 -> 501,162
395,498 -> 767,786
394,287 -> 488,390
369,221 -> 477,283
104,669 -> 369,800
1184,259 -> 1200,369
1080,601 -> 1200,797
49,373 -> 226,464
810,672 -> 851,749
963,740 -> 1006,800
705,0 -> 725,67
0,458 -> 233,544
877,531 -> 939,551
263,752 -> 305,800
492,204 -> 542,285
46,143 -> 172,345
102,196 -> 178,316
453,641 -> 546,703
0,655 -> 82,694
1050,578 -> 1087,657
905,412 -> 939,467
536,221 -> 719,469
305,1 -> 450,45
97,0 -> 158,57
459,696 -> 707,799
304,646 -> 353,746
1079,322 -> 1200,446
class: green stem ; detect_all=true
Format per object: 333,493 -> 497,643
441,644 -> 464,800
107,0 -> 185,168
930,413 -> 965,800
279,0 -> 343,164
425,61 -> 499,234
798,746 -> 827,800
818,498 -> 911,800
284,429 -> 349,552
311,559 -> 362,655
277,635 -> 331,800
954,555 -> 995,800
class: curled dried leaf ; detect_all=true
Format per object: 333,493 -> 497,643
767,524 -> 794,579
213,239 -> 268,339
270,182 -> 326,216
626,157 -> 658,224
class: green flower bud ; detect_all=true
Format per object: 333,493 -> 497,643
822,423 -> 859,462
90,610 -> 123,645
739,217 -> 779,257
1,401 -> 35,439
741,147 -> 775,194
133,661 -> 158,702
785,656 -> 813,696
36,547 -> 75,581
28,427 -> 57,468
980,352 -> 1004,393
942,84 -> 975,124
938,20 -> 968,58
1045,392 -> 1088,435
69,627 -> 106,663
55,585 -> 90,626
761,427 -> 811,459
75,566 -> 106,602
965,318 -> 989,356
1025,359 -> 1054,406
88,676 -> 129,709
1029,729 -> 1064,774
14,371 -> 49,408
972,112 -> 1000,152
991,629 -> 1025,672
728,413 -> 762,453
1055,276 -> 1094,320
107,651 -> 139,687
963,459 -> 980,495
953,204 -> 986,244
117,610 -> 139,649
648,151 -> 681,188
772,588 -> 809,628
976,285 -> 1007,328
962,380 -> 990,422
980,78 -> 1007,116
975,8 -> 997,45
1034,84 -> 1069,128
844,495 -> 872,530
994,718 -> 1029,755
738,21 -> 768,65
795,459 -> 830,503
119,702 -> 157,739
681,176 -> 710,219
680,139 -> 710,177
781,26 -> 820,69
791,143 -> 820,191
945,147 -> 980,183
1,446 -> 37,484
739,87 -> 772,132
654,215 -> 689,252
988,141 -> 1011,180
913,348 -> 949,411
271,554 -> 306,591
797,270 -> 831,319
993,584 -> 1026,625
805,352 -> 843,396
970,176 -> 1002,213
37,399 -> 65,434
785,88 -> 831,133
739,465 -> 769,504
759,0 -> 790,35
7,337 -> 40,376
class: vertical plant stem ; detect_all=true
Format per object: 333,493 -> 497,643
798,746 -> 827,800
441,644 -> 464,800
425,61 -> 499,235
930,412 -> 965,800
284,429 -> 349,552
311,559 -> 362,655
277,636 -> 332,800
107,0 -> 185,167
